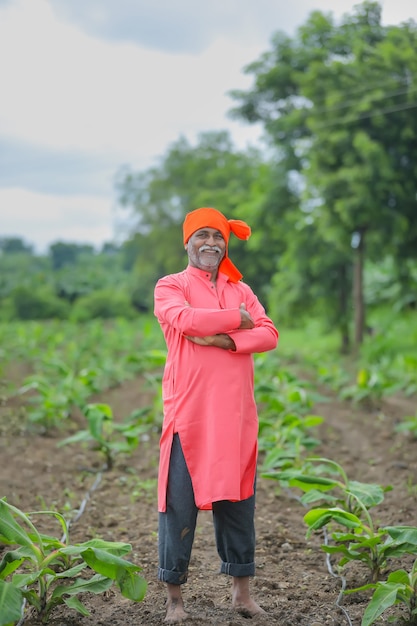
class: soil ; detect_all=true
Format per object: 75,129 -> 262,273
1,370 -> 417,626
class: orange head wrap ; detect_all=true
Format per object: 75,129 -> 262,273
183,207 -> 251,282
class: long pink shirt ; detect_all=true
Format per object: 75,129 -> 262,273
154,265 -> 279,512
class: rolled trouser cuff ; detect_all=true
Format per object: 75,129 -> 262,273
157,567 -> 188,585
219,561 -> 255,577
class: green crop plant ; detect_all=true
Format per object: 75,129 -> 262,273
268,457 -> 390,516
395,411 -> 417,440
268,458 -> 401,582
19,359 -> 101,429
0,499 -> 147,625
303,509 -> 417,583
58,403 -> 153,470
254,355 -> 324,471
260,413 -> 324,474
339,365 -> 402,408
347,544 -> 417,625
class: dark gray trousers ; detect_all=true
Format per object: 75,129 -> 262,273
158,434 -> 256,585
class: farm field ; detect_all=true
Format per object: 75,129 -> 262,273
2,358 -> 417,625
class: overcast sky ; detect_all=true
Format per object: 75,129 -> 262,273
1,0 -> 416,253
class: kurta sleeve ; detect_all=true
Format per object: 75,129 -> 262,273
227,286 -> 278,354
154,276 -> 241,337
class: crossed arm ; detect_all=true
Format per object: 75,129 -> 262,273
185,302 -> 254,351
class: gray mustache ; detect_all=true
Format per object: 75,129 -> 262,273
200,245 -> 222,253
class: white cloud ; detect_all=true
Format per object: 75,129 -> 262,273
0,188 -> 123,253
0,0 -> 262,160
49,0 -> 417,52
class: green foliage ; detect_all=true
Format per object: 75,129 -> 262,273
4,318 -> 164,429
49,242 -> 95,270
9,286 -> 69,321
0,499 -> 146,625
339,365 -> 403,406
354,554 -> 417,625
269,457 -> 401,582
58,403 -> 154,470
394,412 -> 417,440
230,0 -> 417,348
0,237 -> 33,255
115,130 -> 270,303
305,506 -> 417,583
20,361 -> 102,428
254,353 -> 324,472
0,239 -> 135,322
268,456 -> 390,516
70,289 -> 137,321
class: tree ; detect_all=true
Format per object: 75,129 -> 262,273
0,237 -> 33,255
49,242 -> 95,270
115,131 -> 271,304
230,1 -> 417,348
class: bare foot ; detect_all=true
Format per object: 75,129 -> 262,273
164,598 -> 189,623
164,584 -> 189,623
232,576 -> 266,618
233,598 -> 266,618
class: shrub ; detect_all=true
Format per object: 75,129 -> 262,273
70,289 -> 136,321
10,286 -> 69,320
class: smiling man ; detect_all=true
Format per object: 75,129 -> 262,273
154,207 -> 279,623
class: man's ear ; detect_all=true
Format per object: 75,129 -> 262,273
184,243 -> 188,250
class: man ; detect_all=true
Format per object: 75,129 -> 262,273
154,207 -> 278,623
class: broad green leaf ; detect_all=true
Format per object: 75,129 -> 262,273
0,502 -> 38,555
61,539 -> 132,557
386,569 -> 409,585
0,551 -> 25,578
80,547 -> 141,579
52,574 -> 112,599
300,490 -> 337,506
0,580 -> 23,626
361,583 -> 403,626
55,563 -> 86,578
58,430 -> 90,446
385,526 -> 417,545
302,415 -> 324,427
304,507 -> 362,532
63,595 -> 90,616
117,569 -> 147,601
347,481 -> 386,507
274,472 -> 338,492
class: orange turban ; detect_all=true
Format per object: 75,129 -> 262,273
183,207 -> 251,282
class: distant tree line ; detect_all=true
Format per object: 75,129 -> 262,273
0,237 -> 141,322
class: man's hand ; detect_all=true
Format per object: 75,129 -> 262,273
239,303 -> 254,329
185,334 -> 236,351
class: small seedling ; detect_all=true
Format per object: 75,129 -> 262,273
58,403 -> 153,470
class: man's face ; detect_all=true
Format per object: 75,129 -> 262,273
186,227 -> 226,273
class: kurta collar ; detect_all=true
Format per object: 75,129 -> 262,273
185,264 -> 229,286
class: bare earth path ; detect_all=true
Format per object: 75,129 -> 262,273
1,377 -> 416,625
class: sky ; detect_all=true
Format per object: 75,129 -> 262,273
1,0 -> 416,253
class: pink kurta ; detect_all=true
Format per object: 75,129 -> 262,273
154,265 -> 278,512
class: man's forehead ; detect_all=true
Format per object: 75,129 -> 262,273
193,227 -> 224,235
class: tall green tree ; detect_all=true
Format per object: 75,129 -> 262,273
230,1 -> 417,348
0,237 -> 33,255
115,130 -> 273,307
48,242 -> 95,270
